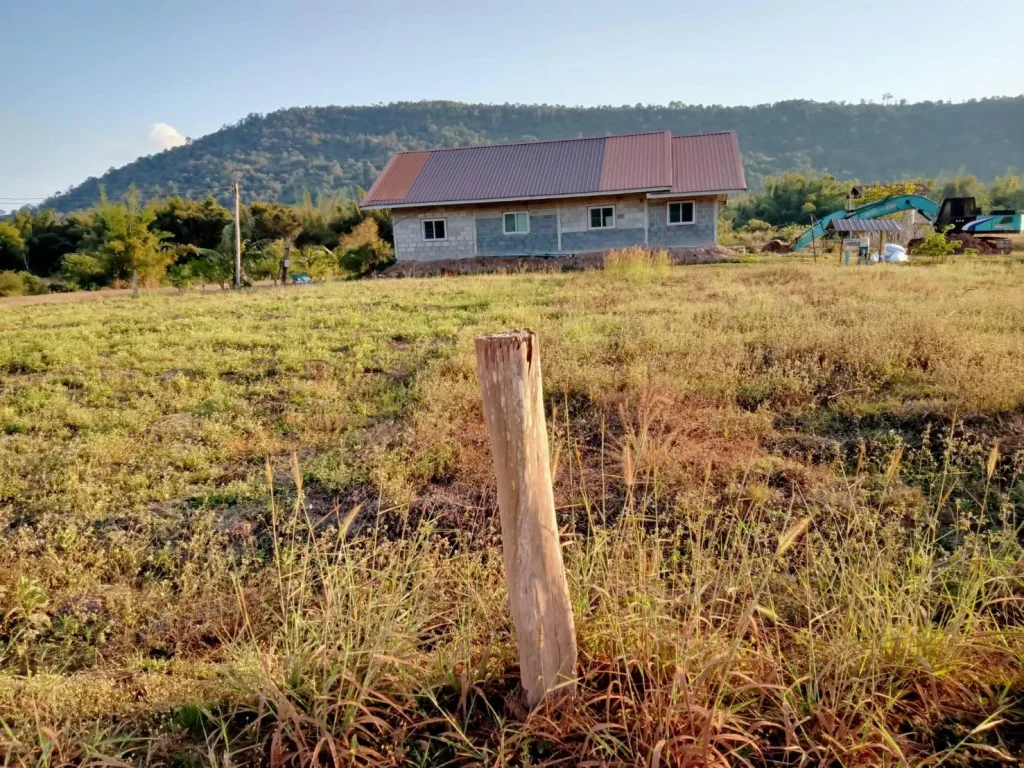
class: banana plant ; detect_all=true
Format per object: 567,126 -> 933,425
189,223 -> 279,288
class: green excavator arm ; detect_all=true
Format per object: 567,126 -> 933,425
791,195 -> 939,252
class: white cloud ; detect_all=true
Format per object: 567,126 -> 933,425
148,122 -> 187,150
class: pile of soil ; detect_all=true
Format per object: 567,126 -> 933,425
907,232 -> 1001,255
379,246 -> 739,278
760,239 -> 793,254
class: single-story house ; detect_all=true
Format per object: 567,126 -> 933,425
359,130 -> 746,262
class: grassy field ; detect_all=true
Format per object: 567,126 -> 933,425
1,258 -> 1022,765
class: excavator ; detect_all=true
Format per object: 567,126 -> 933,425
791,195 -> 1022,253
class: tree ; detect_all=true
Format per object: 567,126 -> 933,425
248,202 -> 302,245
293,190 -> 363,248
852,181 -> 931,205
11,209 -> 90,277
79,187 -> 173,286
939,175 -> 991,210
0,222 -> 27,272
151,196 -> 232,252
730,172 -> 850,228
990,175 -> 1023,210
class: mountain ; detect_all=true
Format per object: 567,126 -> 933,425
42,98 -> 1024,212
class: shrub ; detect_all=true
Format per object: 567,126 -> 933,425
0,271 -> 47,297
909,226 -> 962,261
337,219 -> 394,276
61,252 -> 107,290
0,270 -> 26,297
603,247 -> 670,280
164,263 -> 196,292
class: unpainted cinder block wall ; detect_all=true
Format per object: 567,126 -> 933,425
391,194 -> 720,261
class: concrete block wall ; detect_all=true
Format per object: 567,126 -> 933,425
559,194 -> 648,252
647,197 -> 718,248
475,205 -> 559,256
391,194 -> 721,261
392,207 -> 475,261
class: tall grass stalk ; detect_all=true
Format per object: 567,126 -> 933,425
603,247 -> 671,281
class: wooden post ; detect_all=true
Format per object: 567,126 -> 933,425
233,181 -> 242,289
475,330 -> 577,706
809,214 -> 819,263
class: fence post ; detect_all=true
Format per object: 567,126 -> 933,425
475,330 -> 577,706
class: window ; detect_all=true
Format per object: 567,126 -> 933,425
422,218 -> 447,240
503,211 -> 530,235
668,201 -> 695,225
589,206 -> 615,229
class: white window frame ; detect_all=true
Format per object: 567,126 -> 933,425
503,211 -> 530,235
588,205 -> 616,230
421,218 -> 448,241
667,200 -> 696,226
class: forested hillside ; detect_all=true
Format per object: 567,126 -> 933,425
40,97 -> 1024,212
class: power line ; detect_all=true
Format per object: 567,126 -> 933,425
0,184 -> 236,206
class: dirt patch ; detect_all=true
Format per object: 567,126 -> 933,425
760,239 -> 793,254
379,247 -> 738,278
908,233 -> 1001,255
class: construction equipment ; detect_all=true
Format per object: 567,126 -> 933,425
791,195 -> 1022,253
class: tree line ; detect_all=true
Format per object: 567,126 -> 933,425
0,190 -> 394,295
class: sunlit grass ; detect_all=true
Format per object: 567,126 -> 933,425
1,259 -> 1023,763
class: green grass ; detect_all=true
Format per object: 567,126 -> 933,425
0,260 -> 1022,765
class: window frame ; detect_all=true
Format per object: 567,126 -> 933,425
667,200 -> 696,226
503,211 -> 530,235
588,205 -> 616,230
421,217 -> 448,241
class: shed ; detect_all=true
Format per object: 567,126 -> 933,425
826,219 -> 904,234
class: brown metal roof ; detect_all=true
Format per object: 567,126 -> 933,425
668,132 -> 747,195
361,130 -> 745,209
599,132 -> 672,192
828,218 -> 904,232
363,151 -> 430,204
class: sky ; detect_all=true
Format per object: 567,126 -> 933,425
2,0 -> 1022,204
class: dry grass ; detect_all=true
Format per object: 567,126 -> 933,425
602,246 -> 671,280
0,260 -> 1022,765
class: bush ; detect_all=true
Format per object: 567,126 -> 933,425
20,272 -> 48,295
337,219 -> 394,276
603,247 -> 671,280
164,263 -> 196,292
0,271 -> 26,297
61,253 -> 107,290
909,226 -> 962,261
0,271 -> 47,297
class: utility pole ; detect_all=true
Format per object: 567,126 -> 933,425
233,181 -> 242,289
